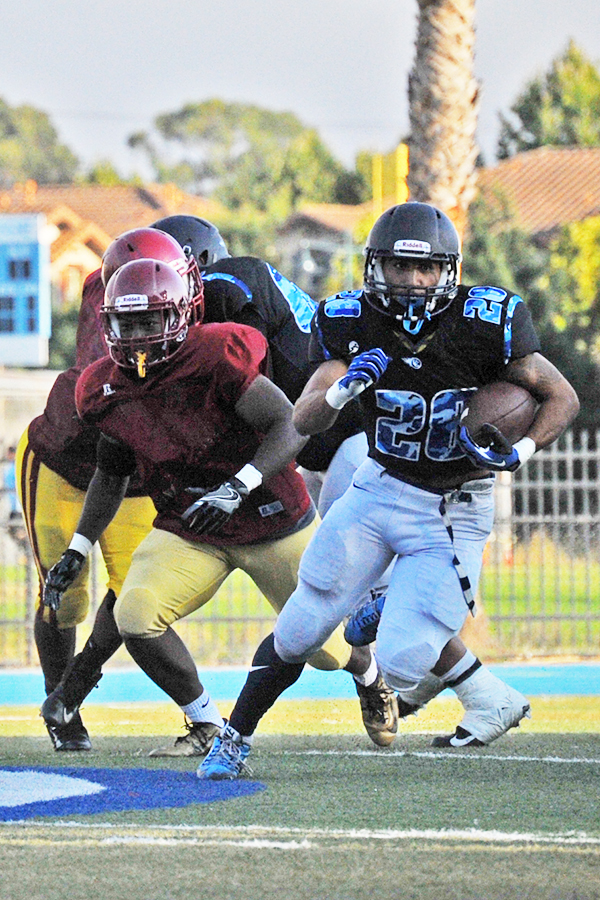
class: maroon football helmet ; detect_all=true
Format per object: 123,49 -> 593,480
102,259 -> 193,377
101,227 -> 204,322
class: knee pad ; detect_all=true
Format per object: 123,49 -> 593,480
377,640 -> 441,693
114,587 -> 161,639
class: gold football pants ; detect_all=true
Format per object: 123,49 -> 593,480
16,428 -> 156,629
114,524 -> 352,671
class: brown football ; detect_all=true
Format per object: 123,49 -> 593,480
461,382 -> 538,444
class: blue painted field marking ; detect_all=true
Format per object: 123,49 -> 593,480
1,663 -> 599,705
0,766 -> 265,820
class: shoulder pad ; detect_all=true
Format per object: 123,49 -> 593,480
322,291 -> 363,318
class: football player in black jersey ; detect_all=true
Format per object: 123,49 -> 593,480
199,201 -> 579,779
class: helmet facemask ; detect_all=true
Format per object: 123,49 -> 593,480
364,250 -> 459,337
102,260 -> 192,378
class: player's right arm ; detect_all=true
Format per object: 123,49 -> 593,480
292,359 -> 350,436
293,347 -> 391,436
43,435 -> 134,610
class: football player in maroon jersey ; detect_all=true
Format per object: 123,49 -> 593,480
41,258 -> 380,758
16,228 -> 197,751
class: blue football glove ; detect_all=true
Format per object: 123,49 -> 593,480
325,348 -> 392,409
44,549 -> 86,611
458,423 -> 520,472
181,477 -> 249,536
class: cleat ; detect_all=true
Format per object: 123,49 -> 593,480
396,697 -> 420,719
148,720 -> 220,757
354,673 -> 398,747
40,669 -> 102,729
41,685 -> 77,729
432,683 -> 531,748
45,712 -> 92,752
431,725 -> 485,748
344,591 -> 386,646
197,723 -> 252,780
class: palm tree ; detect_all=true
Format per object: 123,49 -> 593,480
407,0 -> 479,238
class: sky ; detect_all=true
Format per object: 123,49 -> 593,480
2,0 -> 600,178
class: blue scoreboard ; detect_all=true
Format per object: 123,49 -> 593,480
0,213 -> 51,366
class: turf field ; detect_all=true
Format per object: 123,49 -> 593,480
1,697 -> 600,900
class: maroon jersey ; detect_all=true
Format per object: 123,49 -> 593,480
76,322 -> 313,546
26,270 -> 112,491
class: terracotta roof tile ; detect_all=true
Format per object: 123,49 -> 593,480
477,147 -> 600,236
0,183 -> 227,239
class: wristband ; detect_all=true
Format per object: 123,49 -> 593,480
68,533 -> 94,557
234,463 -> 263,492
513,436 -> 537,466
325,381 -> 351,409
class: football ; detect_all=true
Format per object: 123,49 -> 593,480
461,381 -> 538,444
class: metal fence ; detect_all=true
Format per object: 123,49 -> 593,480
1,429 -> 598,668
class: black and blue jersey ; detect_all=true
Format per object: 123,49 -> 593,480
310,284 -> 540,484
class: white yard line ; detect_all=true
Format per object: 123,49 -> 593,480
1,821 -> 599,847
277,749 -> 600,764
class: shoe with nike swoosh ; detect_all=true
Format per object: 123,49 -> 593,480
45,712 -> 92,751
432,683 -> 531,747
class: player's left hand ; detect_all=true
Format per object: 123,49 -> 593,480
458,423 -> 521,472
44,549 -> 86,611
182,477 -> 250,535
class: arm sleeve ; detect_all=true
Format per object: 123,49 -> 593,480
96,433 -> 137,478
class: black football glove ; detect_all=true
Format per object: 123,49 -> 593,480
181,477 -> 250,536
44,549 -> 86,611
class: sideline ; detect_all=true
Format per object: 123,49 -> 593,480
1,662 -> 599,704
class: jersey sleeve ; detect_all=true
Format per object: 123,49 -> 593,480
209,324 -> 271,407
95,432 -> 137,477
75,269 -> 108,369
505,296 -> 541,362
309,293 -> 362,367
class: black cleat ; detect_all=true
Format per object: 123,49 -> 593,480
148,720 -> 221,757
45,712 -> 92,752
41,685 -> 75,729
431,725 -> 485,748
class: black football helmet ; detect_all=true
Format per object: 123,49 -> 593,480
151,215 -> 230,270
363,202 -> 461,337
102,259 -> 192,377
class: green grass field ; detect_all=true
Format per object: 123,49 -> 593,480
1,697 -> 600,900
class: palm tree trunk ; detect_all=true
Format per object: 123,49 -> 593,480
408,0 -> 480,239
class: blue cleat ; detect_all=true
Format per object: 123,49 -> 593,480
197,723 -> 252,780
344,591 -> 386,646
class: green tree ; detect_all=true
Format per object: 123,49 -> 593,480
0,98 -> 79,186
128,99 -> 367,213
497,40 -> 600,159
463,195 -> 600,432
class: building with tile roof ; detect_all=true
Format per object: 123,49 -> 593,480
0,181 -> 228,306
278,147 -> 600,296
476,147 -> 600,243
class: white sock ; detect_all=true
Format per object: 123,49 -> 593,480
352,654 -> 378,687
181,690 -> 224,728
